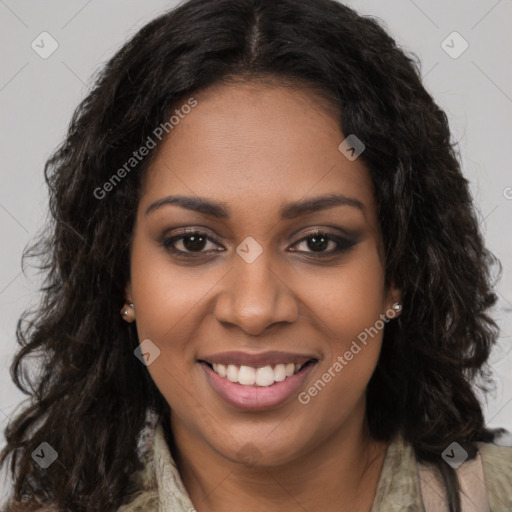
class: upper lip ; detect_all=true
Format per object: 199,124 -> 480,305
198,350 -> 318,368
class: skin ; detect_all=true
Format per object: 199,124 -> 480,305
124,80 -> 402,512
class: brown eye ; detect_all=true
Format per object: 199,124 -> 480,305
301,233 -> 333,252
290,230 -> 357,257
161,230 -> 223,255
177,233 -> 208,252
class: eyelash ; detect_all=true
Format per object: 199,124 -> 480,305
160,228 -> 356,259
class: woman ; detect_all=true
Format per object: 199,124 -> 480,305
1,0 -> 511,510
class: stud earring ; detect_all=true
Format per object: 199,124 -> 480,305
392,301 -> 402,313
121,303 -> 135,323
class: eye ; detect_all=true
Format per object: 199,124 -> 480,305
290,230 -> 357,257
161,229 -> 222,255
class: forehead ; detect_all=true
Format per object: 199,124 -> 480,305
140,81 -> 377,225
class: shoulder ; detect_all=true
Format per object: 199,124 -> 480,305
414,431 -> 512,512
477,436 -> 512,511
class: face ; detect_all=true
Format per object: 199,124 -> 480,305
126,80 -> 400,467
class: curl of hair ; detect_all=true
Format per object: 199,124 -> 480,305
1,0 -> 502,510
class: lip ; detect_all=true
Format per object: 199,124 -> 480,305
199,359 -> 318,411
198,350 -> 317,368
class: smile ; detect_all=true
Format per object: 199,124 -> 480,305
198,357 -> 318,411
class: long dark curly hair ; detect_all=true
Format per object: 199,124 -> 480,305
1,0 -> 504,510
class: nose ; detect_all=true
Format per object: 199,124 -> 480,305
213,252 -> 299,336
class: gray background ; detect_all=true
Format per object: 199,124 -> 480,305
1,0 -> 511,498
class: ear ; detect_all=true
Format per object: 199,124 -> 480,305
124,281 -> 133,304
120,282 -> 136,323
384,281 -> 402,316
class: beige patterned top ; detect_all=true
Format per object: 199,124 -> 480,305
118,411 -> 512,512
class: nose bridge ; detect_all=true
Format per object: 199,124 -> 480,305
213,244 -> 298,335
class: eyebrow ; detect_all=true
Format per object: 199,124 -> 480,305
145,193 -> 365,219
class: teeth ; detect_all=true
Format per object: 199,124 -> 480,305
217,363 -> 226,377
238,366 -> 256,385
209,361 -> 310,387
274,364 -> 286,382
255,366 -> 275,386
226,364 -> 239,383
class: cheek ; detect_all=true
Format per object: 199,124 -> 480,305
128,239 -> 195,389
296,244 -> 386,407
128,235 -> 228,413
129,232 -> 218,343
304,241 -> 386,339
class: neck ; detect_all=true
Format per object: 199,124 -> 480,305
169,400 -> 389,512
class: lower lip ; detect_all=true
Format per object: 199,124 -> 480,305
200,361 -> 317,411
